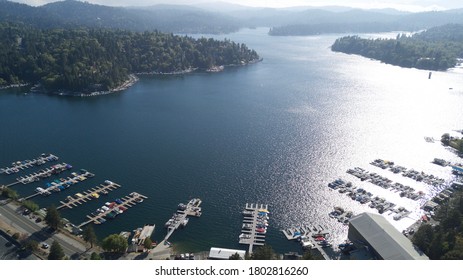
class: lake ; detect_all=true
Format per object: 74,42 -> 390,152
1,28 -> 463,254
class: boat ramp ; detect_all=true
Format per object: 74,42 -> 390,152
77,191 -> 147,228
57,180 -> 121,210
239,203 -> 269,254
163,198 -> 202,241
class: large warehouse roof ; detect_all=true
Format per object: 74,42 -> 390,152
349,213 -> 428,260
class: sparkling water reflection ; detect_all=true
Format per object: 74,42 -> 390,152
1,28 -> 463,253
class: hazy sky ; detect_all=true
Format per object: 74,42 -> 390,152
11,0 -> 463,11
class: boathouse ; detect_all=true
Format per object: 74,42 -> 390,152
348,213 -> 428,260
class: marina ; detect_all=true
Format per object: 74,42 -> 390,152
10,162 -> 72,186
370,159 -> 446,187
163,198 -> 202,242
78,191 -> 147,228
0,153 -> 59,175
327,178 -> 411,219
1,26 -> 463,259
21,169 -> 95,200
282,225 -> 332,259
57,180 -> 121,210
239,203 -> 269,254
346,167 -> 425,201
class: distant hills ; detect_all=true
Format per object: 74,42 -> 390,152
1,0 -> 463,35
0,0 -> 240,34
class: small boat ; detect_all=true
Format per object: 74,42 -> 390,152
256,227 -> 266,233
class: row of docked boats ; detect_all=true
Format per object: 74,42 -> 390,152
239,205 -> 269,246
90,199 -> 130,224
35,169 -> 94,196
164,198 -> 202,231
164,213 -> 189,229
329,206 -> 353,225
0,153 -> 59,175
16,163 -> 73,184
282,225 -> 332,250
371,158 -> 446,187
346,167 -> 425,201
327,178 -> 410,219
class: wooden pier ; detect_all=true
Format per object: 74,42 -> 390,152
57,180 -> 120,210
239,203 -> 269,254
77,191 -> 147,228
163,198 -> 202,242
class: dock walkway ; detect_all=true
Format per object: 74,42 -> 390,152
0,153 -> 58,175
239,203 -> 269,254
12,162 -> 72,185
57,180 -> 120,210
163,198 -> 202,242
282,224 -> 331,260
22,170 -> 95,201
77,191 -> 147,228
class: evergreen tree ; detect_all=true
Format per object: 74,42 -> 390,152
229,252 -> 242,260
48,241 -> 65,260
143,237 -> 153,250
82,225 -> 97,248
45,205 -> 61,231
251,245 -> 277,260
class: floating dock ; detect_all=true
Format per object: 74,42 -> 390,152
0,153 -> 59,175
21,169 -> 95,201
77,191 -> 147,228
239,203 -> 269,254
57,180 -> 120,210
11,162 -> 72,186
282,224 -> 331,260
163,198 -> 202,242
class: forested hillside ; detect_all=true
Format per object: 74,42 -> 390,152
331,24 -> 463,71
0,23 -> 260,94
0,0 -> 240,34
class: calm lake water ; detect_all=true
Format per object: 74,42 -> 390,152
1,28 -> 463,254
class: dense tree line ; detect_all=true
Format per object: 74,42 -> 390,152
412,187 -> 463,259
331,24 -> 463,71
0,22 -> 259,94
269,22 -> 401,36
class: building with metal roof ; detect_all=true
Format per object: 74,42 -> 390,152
208,247 -> 246,260
348,212 -> 428,260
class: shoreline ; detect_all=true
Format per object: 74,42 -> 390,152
0,83 -> 29,90
4,58 -> 263,97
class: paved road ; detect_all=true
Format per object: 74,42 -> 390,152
0,203 -> 87,258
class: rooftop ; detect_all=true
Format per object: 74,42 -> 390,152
348,212 -> 428,260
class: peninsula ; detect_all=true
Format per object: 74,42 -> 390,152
331,24 -> 463,71
0,22 -> 260,96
